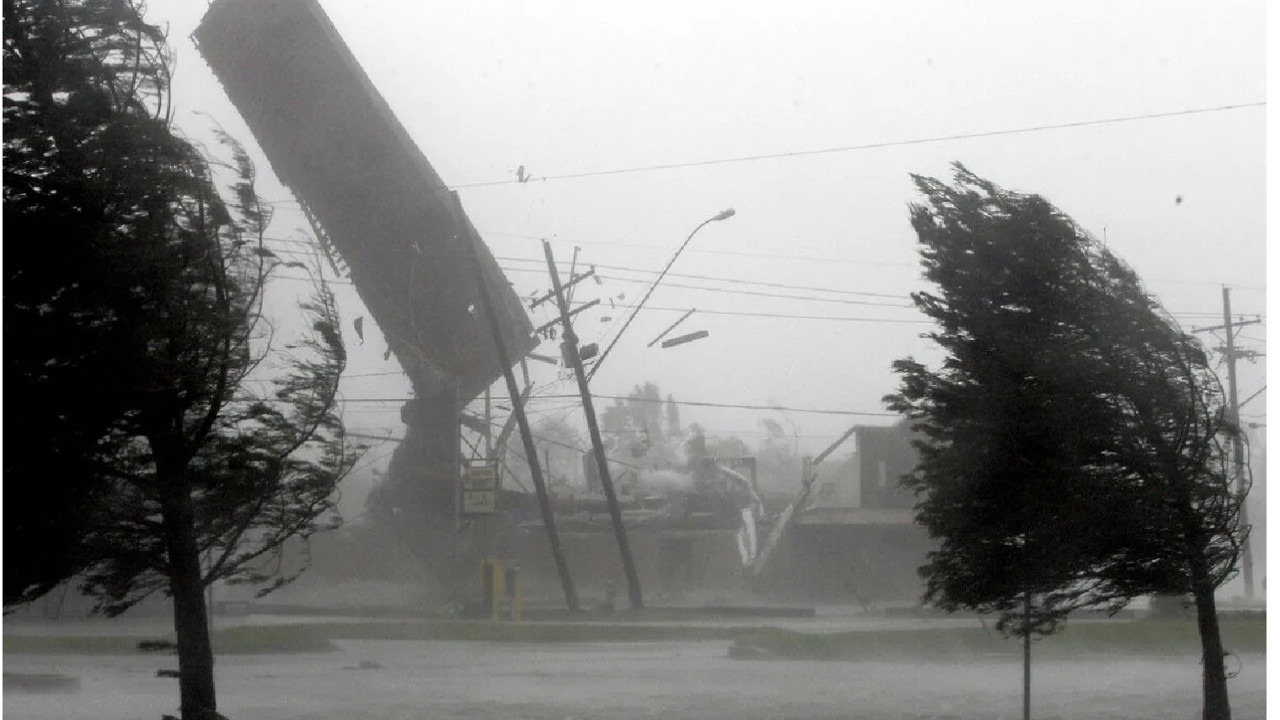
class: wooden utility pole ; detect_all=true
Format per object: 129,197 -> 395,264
1193,289 -> 1261,600
1220,287 -> 1254,598
543,240 -> 644,610
483,387 -> 492,458
455,193 -> 579,612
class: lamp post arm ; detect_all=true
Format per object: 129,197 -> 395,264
587,210 -> 732,382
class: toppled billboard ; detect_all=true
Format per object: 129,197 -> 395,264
194,0 -> 534,401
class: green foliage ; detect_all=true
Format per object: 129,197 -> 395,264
4,0 -> 364,614
6,5 -> 364,717
3,0 -> 181,605
886,164 -> 1245,639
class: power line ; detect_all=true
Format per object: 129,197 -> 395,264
449,102 -> 1266,189
489,233 -> 1268,292
340,393 -> 900,418
510,270 -> 915,309
281,224 -> 1262,298
343,369 -> 410,379
262,266 -> 1261,323
485,231 -> 918,269
260,237 -> 1263,320
498,259 -> 911,300
268,268 -> 929,323
596,305 -> 930,324
348,425 -> 647,472
501,258 -> 1262,319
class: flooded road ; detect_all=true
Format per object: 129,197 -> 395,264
4,638 -> 1265,719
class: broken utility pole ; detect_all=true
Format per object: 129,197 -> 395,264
543,239 -> 644,610
456,193 -> 579,613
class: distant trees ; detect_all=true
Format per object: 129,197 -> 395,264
886,165 -> 1246,720
5,2 -> 360,719
501,415 -> 586,491
754,418 -> 803,492
600,382 -> 684,466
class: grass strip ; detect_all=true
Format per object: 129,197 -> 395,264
3,616 -> 1264,658
4,624 -> 338,656
728,617 -> 1266,661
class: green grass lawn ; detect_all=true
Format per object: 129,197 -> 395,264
3,615 -> 1264,658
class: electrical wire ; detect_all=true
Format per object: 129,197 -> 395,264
341,393 -> 899,418
256,256 -> 1263,324
259,239 -> 1263,321
499,258 -> 912,300
449,102 -> 1266,189
484,230 -> 919,269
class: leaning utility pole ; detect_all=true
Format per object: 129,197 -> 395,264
455,193 -> 579,612
543,240 -> 644,610
1220,286 -> 1254,598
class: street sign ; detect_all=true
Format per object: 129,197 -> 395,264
461,461 -> 500,516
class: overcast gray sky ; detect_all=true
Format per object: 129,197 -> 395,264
149,1 -> 1266,478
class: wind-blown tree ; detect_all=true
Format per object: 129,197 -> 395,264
5,2 -> 362,719
886,164 -> 1246,720
4,0 -> 181,606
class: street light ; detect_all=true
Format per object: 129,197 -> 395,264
586,208 -> 736,381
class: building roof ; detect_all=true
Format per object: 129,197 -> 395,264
194,0 -> 534,401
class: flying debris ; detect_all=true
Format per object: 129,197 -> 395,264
194,0 -> 535,401
661,330 -> 710,348
648,308 -> 697,347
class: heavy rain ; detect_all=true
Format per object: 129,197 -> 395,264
3,1 -> 1267,719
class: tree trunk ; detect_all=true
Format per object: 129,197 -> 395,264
1023,591 -> 1032,720
1173,477 -> 1231,720
161,486 -> 219,720
1191,578 -> 1231,720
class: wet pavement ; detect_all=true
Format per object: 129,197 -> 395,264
4,636 -> 1266,719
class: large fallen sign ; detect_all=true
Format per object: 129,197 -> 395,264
194,0 -> 533,401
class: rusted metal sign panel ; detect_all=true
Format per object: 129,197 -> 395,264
194,0 -> 534,401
